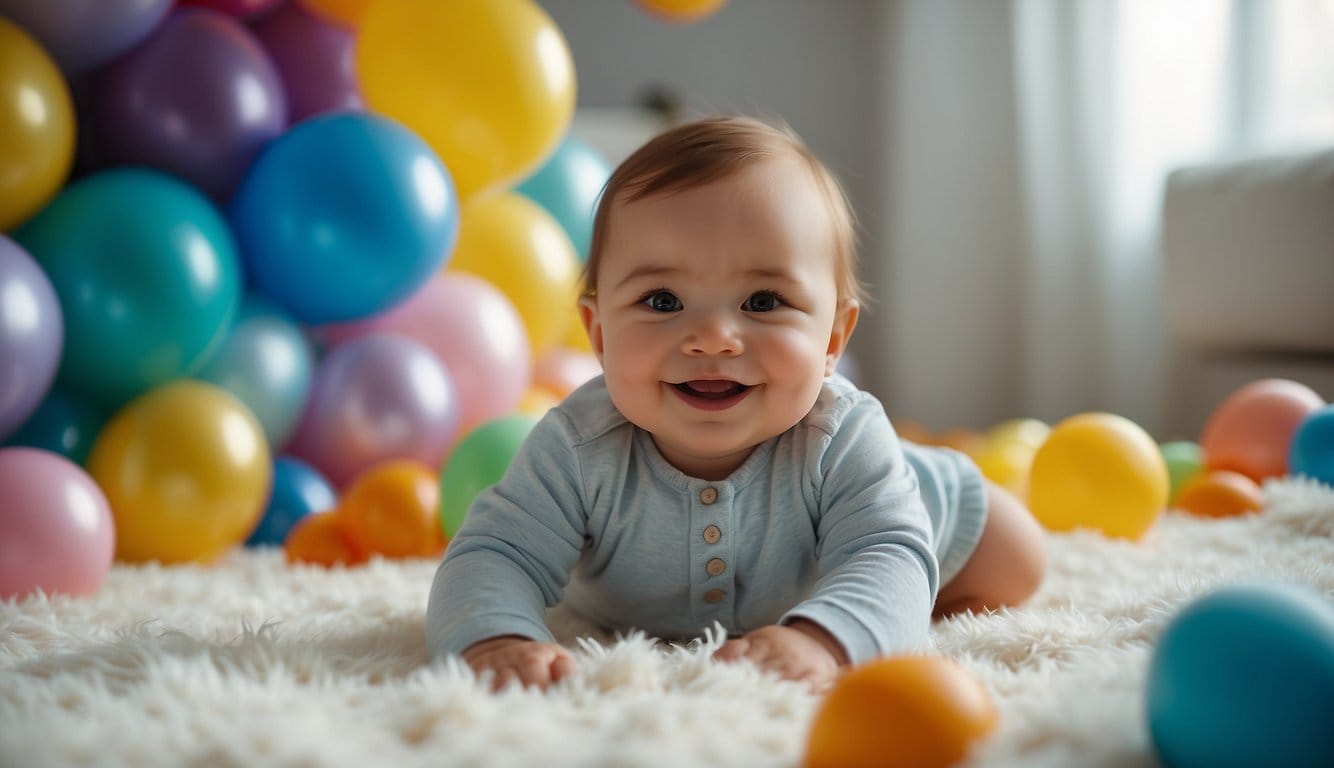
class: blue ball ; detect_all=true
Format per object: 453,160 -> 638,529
1290,405 -> 1334,488
516,134 -> 610,263
1146,583 -> 1334,768
246,457 -> 337,547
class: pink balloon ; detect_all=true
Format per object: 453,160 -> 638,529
285,334 -> 461,487
0,447 -> 115,599
534,346 -> 602,399
320,273 -> 532,433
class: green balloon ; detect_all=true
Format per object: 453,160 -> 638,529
439,414 -> 539,537
1160,440 -> 1204,503
16,169 -> 241,410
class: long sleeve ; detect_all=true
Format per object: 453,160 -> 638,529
780,394 -> 939,664
425,411 -> 589,658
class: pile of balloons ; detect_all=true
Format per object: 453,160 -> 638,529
0,0 -> 727,599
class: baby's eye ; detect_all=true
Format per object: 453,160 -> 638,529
643,290 -> 683,312
742,291 -> 784,312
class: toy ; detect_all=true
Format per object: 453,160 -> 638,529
804,654 -> 997,768
1172,470 -> 1263,519
1146,583 -> 1334,768
336,460 -> 444,559
1289,405 -> 1334,487
0,236 -> 62,441
1199,378 -> 1324,483
439,414 -> 539,537
1027,412 -> 1168,539
284,510 -> 366,568
0,17 -> 74,230
246,457 -> 336,547
1159,441 -> 1204,503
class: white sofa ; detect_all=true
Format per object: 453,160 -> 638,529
1159,147 -> 1334,439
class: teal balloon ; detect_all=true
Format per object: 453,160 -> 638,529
438,414 -> 538,537
15,169 -> 241,410
1147,583 -> 1334,768
196,294 -> 314,448
3,388 -> 106,465
516,134 -> 611,262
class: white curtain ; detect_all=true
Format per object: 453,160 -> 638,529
871,0 -> 1334,434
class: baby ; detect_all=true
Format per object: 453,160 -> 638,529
426,116 -> 1047,692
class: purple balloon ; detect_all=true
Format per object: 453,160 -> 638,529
0,236 -> 63,442
285,334 -> 460,488
0,0 -> 173,75
91,8 -> 287,200
252,2 -> 361,123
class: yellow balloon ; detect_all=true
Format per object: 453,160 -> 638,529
985,418 -> 1050,450
1027,412 -> 1168,540
447,192 -> 581,354
298,0 -> 372,27
88,381 -> 272,564
0,17 -> 75,232
356,0 -> 575,201
635,0 -> 729,22
517,386 -> 562,418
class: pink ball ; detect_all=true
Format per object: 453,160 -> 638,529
0,447 -> 115,599
320,273 -> 532,434
1200,378 -> 1325,483
534,346 -> 602,399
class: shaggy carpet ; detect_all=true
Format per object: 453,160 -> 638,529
2,478 -> 1332,768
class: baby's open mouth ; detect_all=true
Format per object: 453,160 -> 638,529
674,380 -> 751,400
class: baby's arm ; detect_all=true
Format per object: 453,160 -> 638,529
462,635 -> 576,691
714,619 -> 849,692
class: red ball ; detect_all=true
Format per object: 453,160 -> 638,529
1200,379 -> 1324,482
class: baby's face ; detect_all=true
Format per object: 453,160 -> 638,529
580,155 -> 856,480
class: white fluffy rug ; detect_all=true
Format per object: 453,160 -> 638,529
3,478 -> 1332,768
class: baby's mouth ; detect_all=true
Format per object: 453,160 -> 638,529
673,380 -> 752,400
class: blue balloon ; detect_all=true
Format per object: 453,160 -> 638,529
246,456 -> 337,546
516,133 -> 610,262
230,112 -> 459,325
196,294 -> 314,448
1146,583 -> 1334,768
3,388 -> 105,465
15,169 -> 242,410
1290,405 -> 1334,488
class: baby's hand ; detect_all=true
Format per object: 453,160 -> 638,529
461,635 -> 576,692
713,620 -> 848,693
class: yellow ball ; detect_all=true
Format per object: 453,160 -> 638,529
88,381 -> 272,564
0,17 -> 75,231
1027,412 -> 1168,539
804,655 -> 998,768
447,192 -> 581,354
356,0 -> 575,200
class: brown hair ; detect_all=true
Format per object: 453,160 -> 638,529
581,116 -> 865,305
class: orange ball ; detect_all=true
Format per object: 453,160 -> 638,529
1200,378 -> 1324,483
1173,470 -> 1264,519
336,460 -> 445,558
284,511 -> 367,567
804,655 -> 998,768
635,0 -> 728,23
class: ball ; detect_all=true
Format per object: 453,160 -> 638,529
1200,378 -> 1324,483
1160,441 -> 1204,504
1172,470 -> 1263,519
284,510 -> 366,568
336,460 -> 444,559
1027,412 -> 1168,539
1290,405 -> 1334,488
246,457 -> 336,547
438,414 -> 538,537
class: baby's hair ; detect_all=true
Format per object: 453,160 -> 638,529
581,116 -> 865,305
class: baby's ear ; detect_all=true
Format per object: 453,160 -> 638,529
578,295 -> 605,361
825,299 -> 860,376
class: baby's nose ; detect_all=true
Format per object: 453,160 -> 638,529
683,312 -> 742,356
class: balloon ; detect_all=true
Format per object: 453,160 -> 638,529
438,414 -> 538,537
1160,440 -> 1204,503
1027,412 -> 1168,539
286,335 -> 461,489
448,193 -> 581,354
90,8 -> 287,200
246,456 -> 336,547
336,459 -> 444,559
87,381 -> 271,564
297,0 -> 370,27
356,0 -> 576,200
0,0 -> 172,75
1200,378 -> 1324,483
1147,584 -> 1334,768
517,387 -> 562,418
516,134 -> 612,261
635,0 -> 729,23
0,236 -> 63,441
196,294 -> 314,448
178,0 -> 285,19
0,18 -> 75,231
1172,469 -> 1264,519
284,510 -> 366,567
0,447 -> 115,599
230,112 -> 458,324
804,655 -> 998,768
15,169 -> 242,410
533,346 -> 602,399
252,2 -> 361,123
319,273 -> 532,434
2,388 -> 105,465
1290,405 -> 1334,488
